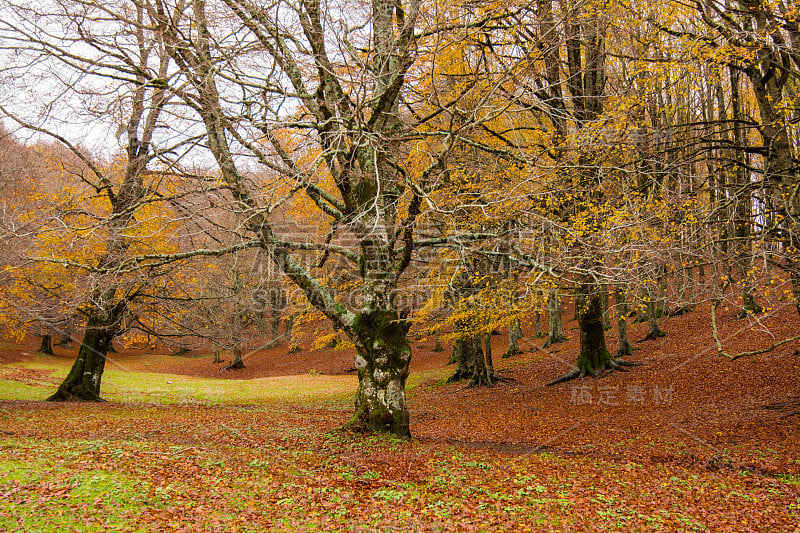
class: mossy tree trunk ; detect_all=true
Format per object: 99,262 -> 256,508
269,285 -> 287,342
482,334 -> 495,386
448,335 -> 482,382
351,310 -> 411,439
534,308 -> 543,337
447,331 -> 495,387
656,268 -> 669,317
643,297 -> 666,341
47,314 -> 118,402
166,0 -> 422,439
433,330 -> 443,352
548,280 -> 637,386
57,318 -> 74,346
730,66 -> 762,319
43,29 -> 163,401
574,284 -> 611,375
600,287 -> 611,331
742,28 -> 800,316
224,346 -> 245,370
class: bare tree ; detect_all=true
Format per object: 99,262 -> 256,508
0,0 -> 193,400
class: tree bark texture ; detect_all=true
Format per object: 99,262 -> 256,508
544,289 -> 566,347
351,310 -> 412,438
47,319 -> 113,401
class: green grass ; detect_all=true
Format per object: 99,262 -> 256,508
0,379 -> 44,399
101,371 -> 355,406
0,443 -> 159,533
0,356 -> 355,407
0,350 -> 446,406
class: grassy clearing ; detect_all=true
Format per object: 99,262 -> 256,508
0,351 -> 445,407
0,355 -> 355,407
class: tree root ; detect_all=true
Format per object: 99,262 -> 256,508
638,329 -> 666,342
543,335 -> 567,349
222,360 -> 245,371
46,388 -> 106,402
502,347 -> 522,359
465,374 -> 516,388
546,367 -> 583,386
616,342 -> 634,358
545,358 -> 641,386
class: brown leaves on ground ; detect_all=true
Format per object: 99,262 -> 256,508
1,300 -> 799,531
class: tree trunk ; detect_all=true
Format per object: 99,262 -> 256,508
547,281 -> 638,386
350,310 -> 411,439
269,285 -> 287,341
674,260 -> 695,314
615,289 -> 633,357
283,312 -> 295,341
481,333 -> 495,386
729,66 -> 762,319
57,319 -> 74,346
534,309 -> 543,337
448,335 -> 480,381
575,283 -> 612,376
224,346 -> 245,370
447,332 -> 494,387
270,313 -> 281,341
47,320 -> 112,401
544,289 -> 566,347
433,330 -> 443,352
38,334 -> 54,355
643,298 -> 666,341
504,317 -> 523,358
656,269 -> 669,317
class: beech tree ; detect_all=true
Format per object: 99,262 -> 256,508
0,0 -> 208,400
145,0 -> 543,437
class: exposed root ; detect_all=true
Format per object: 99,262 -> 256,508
546,358 -> 640,386
222,360 -> 245,371
502,347 -> 522,359
464,374 -> 517,388
606,360 -> 629,371
342,406 -> 412,440
543,335 -> 567,349
466,375 -> 496,388
639,329 -> 666,342
616,342 -> 634,358
447,370 -> 467,383
545,367 -> 582,386
46,389 -> 106,402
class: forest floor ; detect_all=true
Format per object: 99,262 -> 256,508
0,299 -> 799,531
